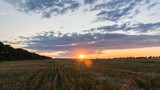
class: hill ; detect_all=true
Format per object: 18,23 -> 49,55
0,42 -> 52,61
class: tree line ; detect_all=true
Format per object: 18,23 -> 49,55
113,56 -> 160,59
0,42 -> 52,61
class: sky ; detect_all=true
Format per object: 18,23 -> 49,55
1,0 -> 160,58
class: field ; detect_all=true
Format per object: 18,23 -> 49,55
0,59 -> 160,90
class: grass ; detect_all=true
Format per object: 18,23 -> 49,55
0,59 -> 160,89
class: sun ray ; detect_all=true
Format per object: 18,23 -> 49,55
77,54 -> 92,67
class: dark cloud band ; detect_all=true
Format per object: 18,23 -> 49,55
10,31 -> 160,57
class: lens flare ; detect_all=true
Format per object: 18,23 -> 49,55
77,54 -> 92,67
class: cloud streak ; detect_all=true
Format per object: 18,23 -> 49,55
96,22 -> 160,33
10,31 -> 160,57
4,0 -> 80,18
4,0 -> 159,20
93,0 -> 143,21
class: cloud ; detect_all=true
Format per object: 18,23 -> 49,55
84,0 -> 96,4
2,0 -> 148,20
96,22 -> 160,33
90,0 -> 143,21
4,0 -> 80,18
8,31 -> 160,57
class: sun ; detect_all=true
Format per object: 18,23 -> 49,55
79,54 -> 85,59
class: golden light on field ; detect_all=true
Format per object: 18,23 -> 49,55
76,54 -> 92,67
84,59 -> 92,67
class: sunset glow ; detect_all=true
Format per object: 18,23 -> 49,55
79,54 -> 85,59
1,0 -> 160,58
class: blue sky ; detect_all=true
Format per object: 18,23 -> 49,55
1,0 -> 160,58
